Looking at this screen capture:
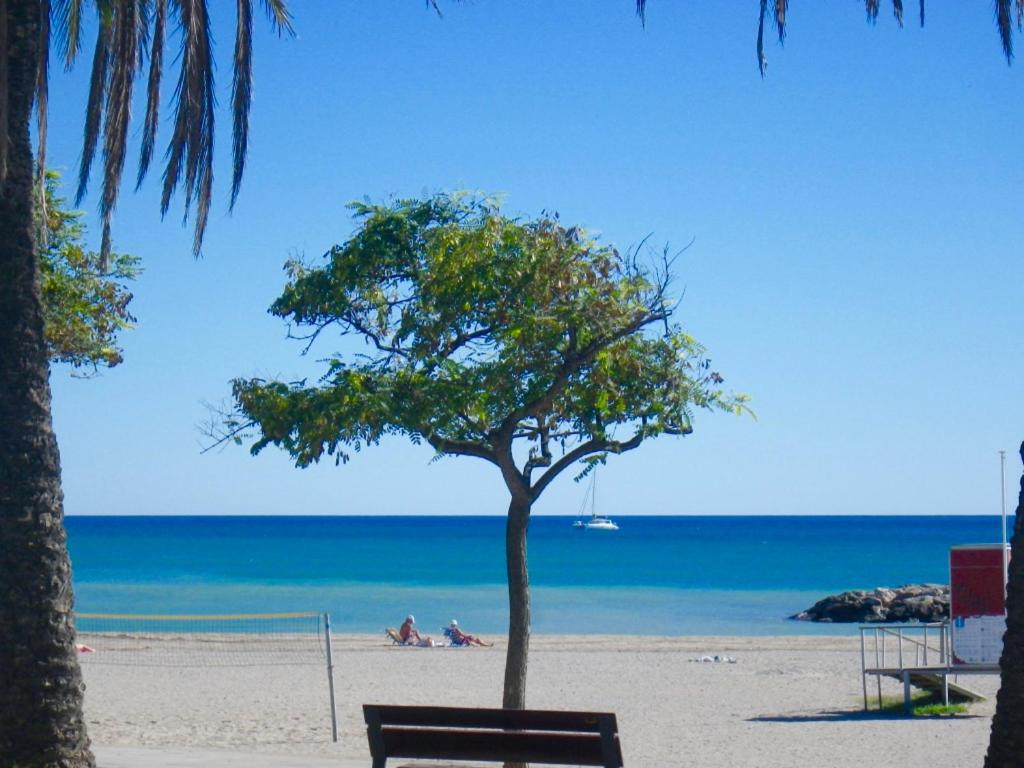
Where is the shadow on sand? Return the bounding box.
[749,709,985,723]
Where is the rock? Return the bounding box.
[790,584,950,623]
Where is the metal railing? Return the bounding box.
[859,622,950,710]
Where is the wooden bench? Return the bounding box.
[363,704,624,768]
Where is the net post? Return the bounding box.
[324,612,339,743]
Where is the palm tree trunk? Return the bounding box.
[502,494,531,709]
[984,441,1024,768]
[0,3,94,766]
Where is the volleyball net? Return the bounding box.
[75,611,327,667]
[75,611,339,741]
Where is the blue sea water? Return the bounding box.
[66,515,1007,636]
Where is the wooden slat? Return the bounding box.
[381,727,615,766]
[365,706,386,768]
[365,704,615,733]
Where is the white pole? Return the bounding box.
[1001,450,1008,608]
[324,612,338,743]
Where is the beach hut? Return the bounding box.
[950,543,1011,666]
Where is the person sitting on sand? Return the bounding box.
[399,615,434,647]
[444,619,492,647]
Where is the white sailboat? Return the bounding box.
[572,472,619,531]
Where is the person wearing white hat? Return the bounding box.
[445,619,492,647]
[399,614,433,646]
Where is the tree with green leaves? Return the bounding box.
[40,171,139,371]
[0,3,291,766]
[217,194,748,708]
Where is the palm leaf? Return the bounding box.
[865,0,880,21]
[99,0,143,264]
[161,0,215,255]
[75,8,111,203]
[53,0,85,68]
[892,0,904,27]
[261,0,293,35]
[635,0,646,26]
[231,0,252,209]
[997,0,1013,61]
[757,0,768,76]
[775,0,788,41]
[136,0,165,188]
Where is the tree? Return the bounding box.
[985,442,1024,767]
[0,3,291,766]
[216,194,748,708]
[40,171,139,372]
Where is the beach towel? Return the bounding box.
[689,654,737,663]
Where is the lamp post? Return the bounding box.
[1001,449,1008,604]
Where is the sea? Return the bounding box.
[66,515,1008,637]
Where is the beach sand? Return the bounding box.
[81,633,1000,767]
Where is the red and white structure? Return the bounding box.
[950,543,1011,666]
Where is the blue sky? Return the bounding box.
[47,2,1022,517]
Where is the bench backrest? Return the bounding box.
[363,704,624,768]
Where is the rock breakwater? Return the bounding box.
[790,584,949,623]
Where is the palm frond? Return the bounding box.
[75,12,111,203]
[194,132,213,254]
[231,0,252,209]
[161,0,215,256]
[136,0,165,189]
[1018,0,1023,30]
[757,0,768,77]
[100,0,143,265]
[920,0,925,26]
[892,0,904,27]
[997,0,1013,61]
[865,0,880,22]
[261,0,294,35]
[53,0,85,68]
[774,0,788,41]
[636,0,646,26]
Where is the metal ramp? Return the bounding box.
[859,623,999,713]
[866,667,989,704]
[902,670,987,702]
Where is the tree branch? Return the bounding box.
[500,307,668,435]
[523,416,552,482]
[426,432,499,466]
[529,428,649,501]
[438,325,493,358]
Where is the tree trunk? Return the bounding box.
[502,495,531,709]
[984,441,1024,768]
[0,3,94,766]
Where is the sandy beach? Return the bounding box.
[78,633,1001,767]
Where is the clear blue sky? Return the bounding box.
[46,2,1022,517]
